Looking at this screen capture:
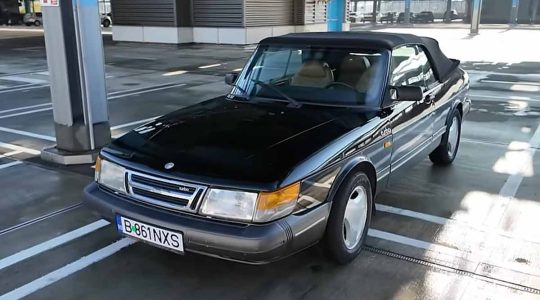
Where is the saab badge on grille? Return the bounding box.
[164,162,175,170]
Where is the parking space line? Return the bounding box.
[0,84,48,94]
[108,83,186,100]
[469,93,540,103]
[376,204,448,225]
[111,116,159,131]
[0,238,135,300]
[0,160,22,170]
[367,229,462,257]
[484,124,540,227]
[0,220,110,271]
[0,150,22,158]
[480,80,540,86]
[0,76,48,85]
[0,142,40,155]
[198,64,221,69]
[0,103,51,115]
[0,107,53,120]
[0,126,55,141]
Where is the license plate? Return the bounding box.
[116,215,184,253]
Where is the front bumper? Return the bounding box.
[83,182,330,264]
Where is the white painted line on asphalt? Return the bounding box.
[111,116,159,131]
[480,80,540,86]
[0,220,110,271]
[0,84,48,94]
[368,229,461,257]
[0,76,48,85]
[483,124,540,227]
[108,83,186,100]
[0,142,40,155]
[469,93,540,103]
[0,83,186,120]
[0,126,55,141]
[375,204,447,225]
[0,150,22,158]
[198,64,221,69]
[0,28,44,33]
[0,161,22,170]
[0,107,53,119]
[0,103,51,115]
[0,238,136,300]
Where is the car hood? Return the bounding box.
[108,97,374,185]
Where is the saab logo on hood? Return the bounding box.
[164,162,175,170]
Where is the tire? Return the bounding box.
[322,171,373,264]
[102,19,111,28]
[429,109,462,165]
[34,20,41,26]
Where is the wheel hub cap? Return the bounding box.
[447,116,459,157]
[343,186,368,250]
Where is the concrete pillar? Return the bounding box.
[404,0,411,24]
[470,0,483,34]
[371,0,377,24]
[328,0,345,31]
[531,0,539,24]
[41,0,110,165]
[24,0,31,13]
[510,0,520,24]
[445,0,453,23]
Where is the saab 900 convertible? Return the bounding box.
[84,32,470,264]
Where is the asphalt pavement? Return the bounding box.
[0,27,539,299]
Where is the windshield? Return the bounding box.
[229,45,390,108]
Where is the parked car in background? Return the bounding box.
[380,12,396,23]
[349,11,358,23]
[413,11,435,23]
[101,12,112,27]
[397,12,414,23]
[84,32,470,265]
[23,12,42,26]
[443,9,460,21]
[361,12,380,23]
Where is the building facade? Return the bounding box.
[111,0,346,44]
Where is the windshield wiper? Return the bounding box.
[251,79,302,108]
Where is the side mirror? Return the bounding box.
[225,72,239,86]
[389,86,423,102]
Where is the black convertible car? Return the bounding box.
[84,32,470,264]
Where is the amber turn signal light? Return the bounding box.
[257,182,300,210]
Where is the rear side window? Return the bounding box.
[417,47,438,88]
[390,45,438,90]
[390,46,424,87]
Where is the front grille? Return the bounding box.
[126,170,207,212]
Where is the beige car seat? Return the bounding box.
[291,60,334,88]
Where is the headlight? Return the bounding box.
[199,182,300,223]
[200,189,258,221]
[96,158,127,194]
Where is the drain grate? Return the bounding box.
[363,245,540,295]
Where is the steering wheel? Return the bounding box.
[325,82,357,91]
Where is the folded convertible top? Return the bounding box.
[260,31,460,82]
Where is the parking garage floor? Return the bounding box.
[0,27,540,299]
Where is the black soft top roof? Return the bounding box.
[260,31,460,82]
